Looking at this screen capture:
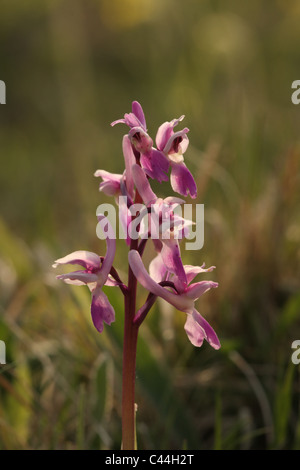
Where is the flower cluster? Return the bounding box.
[53,101,220,350]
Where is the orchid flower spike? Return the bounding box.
[53,215,116,333]
[128,250,220,349]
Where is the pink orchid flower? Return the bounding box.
[129,250,220,349]
[156,115,197,199]
[53,215,116,333]
[111,101,170,183]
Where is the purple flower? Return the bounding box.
[112,101,169,183]
[129,250,220,349]
[156,116,197,199]
[53,215,116,333]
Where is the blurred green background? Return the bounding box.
[0,0,300,450]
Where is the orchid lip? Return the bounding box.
[168,153,184,164]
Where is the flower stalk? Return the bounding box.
[122,273,139,450]
[122,190,142,450]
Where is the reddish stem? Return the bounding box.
[121,190,142,450]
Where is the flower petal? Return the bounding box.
[91,286,115,333]
[94,170,123,196]
[128,250,193,312]
[156,121,174,150]
[128,127,153,154]
[111,118,126,127]
[160,238,187,285]
[149,253,167,283]
[155,116,185,150]
[184,309,221,349]
[56,270,99,285]
[123,113,141,128]
[184,264,216,285]
[122,135,136,198]
[184,312,206,347]
[111,101,147,130]
[132,164,157,206]
[132,101,146,129]
[52,250,100,270]
[184,280,218,300]
[170,162,197,199]
[118,195,131,246]
[94,169,123,181]
[163,128,189,157]
[140,148,169,183]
